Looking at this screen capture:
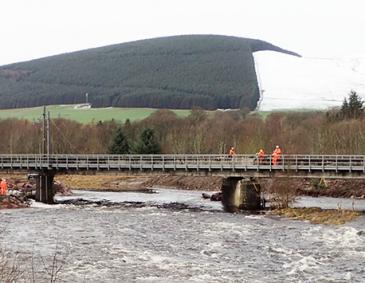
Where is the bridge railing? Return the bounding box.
[0,154,48,169]
[46,154,365,173]
[0,154,364,173]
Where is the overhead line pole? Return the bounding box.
[47,111,51,155]
[42,106,47,155]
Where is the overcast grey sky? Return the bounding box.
[1,0,365,65]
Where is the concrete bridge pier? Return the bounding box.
[221,177,262,212]
[35,170,56,204]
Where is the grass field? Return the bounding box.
[0,105,192,123]
[0,105,316,123]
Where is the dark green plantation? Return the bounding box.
[0,35,299,110]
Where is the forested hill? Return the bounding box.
[0,35,299,110]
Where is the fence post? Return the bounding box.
[349,156,352,173]
[295,155,298,172]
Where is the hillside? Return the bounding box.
[0,35,298,110]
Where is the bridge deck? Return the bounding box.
[0,154,365,178]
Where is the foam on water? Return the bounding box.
[210,221,253,235]
[269,246,295,256]
[284,255,320,275]
[135,276,162,282]
[189,274,217,282]
[244,215,265,220]
[321,227,364,248]
[29,199,66,209]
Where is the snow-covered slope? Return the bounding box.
[253,51,365,111]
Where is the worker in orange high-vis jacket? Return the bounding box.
[228,146,236,158]
[0,178,7,196]
[272,145,282,165]
[257,149,265,164]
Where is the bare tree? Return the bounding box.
[266,177,298,209]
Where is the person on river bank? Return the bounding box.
[0,178,7,195]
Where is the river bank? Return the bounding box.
[4,173,365,198]
[55,174,223,192]
[59,174,365,199]
[296,179,365,198]
[0,195,29,209]
[270,207,362,225]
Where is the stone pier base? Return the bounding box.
[35,170,55,204]
[222,177,262,212]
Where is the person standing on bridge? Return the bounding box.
[228,146,236,158]
[257,149,265,164]
[0,178,7,196]
[272,145,282,165]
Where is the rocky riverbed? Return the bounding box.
[0,195,30,209]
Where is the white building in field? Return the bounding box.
[73,103,91,109]
[73,92,92,109]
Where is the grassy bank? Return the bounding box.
[0,105,192,123]
[271,207,361,225]
[55,174,151,191]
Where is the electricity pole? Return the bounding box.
[42,106,47,155]
[47,110,51,155]
[42,106,51,155]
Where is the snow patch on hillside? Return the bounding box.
[253,51,365,111]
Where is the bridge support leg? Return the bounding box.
[222,177,262,212]
[35,170,55,204]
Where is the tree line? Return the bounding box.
[0,92,364,155]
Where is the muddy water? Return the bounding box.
[0,189,365,282]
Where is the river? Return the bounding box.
[1,189,365,282]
